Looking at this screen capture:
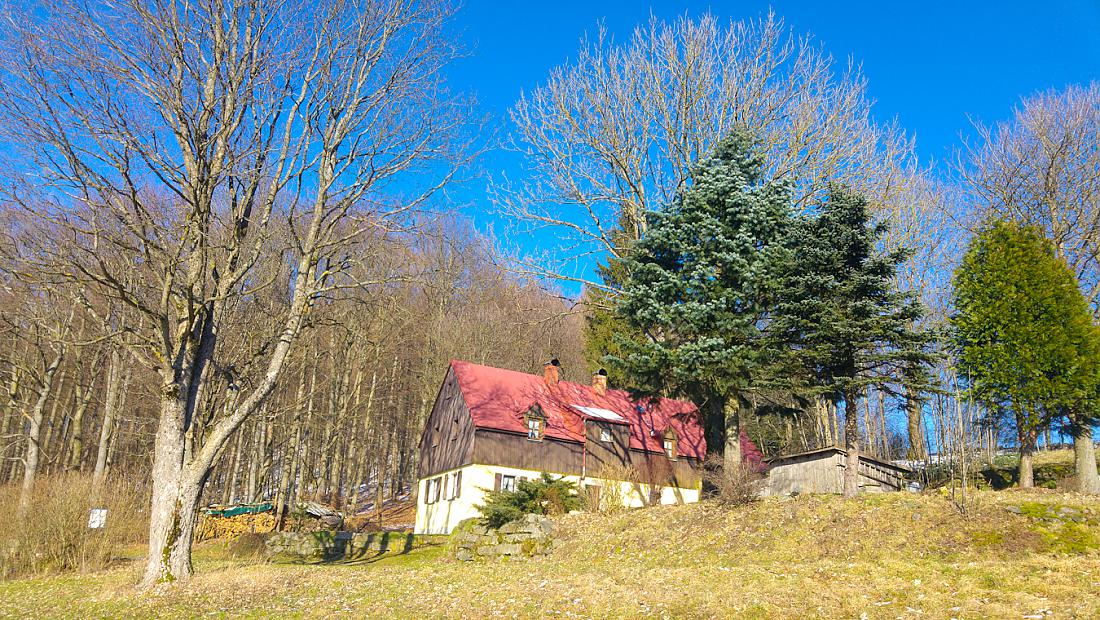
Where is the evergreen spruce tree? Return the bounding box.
[769,186,933,498]
[609,131,791,471]
[953,220,1100,491]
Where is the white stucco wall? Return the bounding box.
[414,463,701,535]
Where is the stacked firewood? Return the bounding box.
[195,510,277,542]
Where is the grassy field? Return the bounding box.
[1,487,1098,619]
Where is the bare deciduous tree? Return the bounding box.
[0,0,470,585]
[497,11,915,289]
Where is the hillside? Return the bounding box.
[1,489,1097,619]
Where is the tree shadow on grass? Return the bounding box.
[310,531,442,565]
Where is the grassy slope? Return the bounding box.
[1,490,1098,619]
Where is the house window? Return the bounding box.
[663,431,678,460]
[600,428,611,442]
[526,416,545,440]
[501,474,517,493]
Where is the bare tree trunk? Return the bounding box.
[862,395,875,459]
[0,369,20,483]
[276,365,309,529]
[18,350,64,516]
[1072,420,1100,494]
[142,394,191,584]
[1018,426,1037,489]
[222,428,244,504]
[905,384,925,459]
[295,359,318,503]
[723,394,745,473]
[93,357,127,486]
[39,367,68,475]
[842,390,860,498]
[245,415,264,502]
[347,367,377,513]
[66,375,95,471]
[828,400,839,446]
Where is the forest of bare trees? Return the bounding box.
[0,210,586,557]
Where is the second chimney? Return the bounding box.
[592,368,608,396]
[543,358,561,387]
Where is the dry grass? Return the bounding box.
[0,474,147,580]
[0,489,1098,618]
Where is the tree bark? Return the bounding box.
[93,356,126,486]
[0,369,20,483]
[842,389,860,498]
[722,393,747,474]
[66,375,95,471]
[18,349,64,517]
[39,367,68,475]
[141,394,190,584]
[1071,421,1100,494]
[1018,427,1036,489]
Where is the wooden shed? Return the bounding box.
[761,447,911,497]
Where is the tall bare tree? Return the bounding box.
[497,11,915,289]
[0,0,470,585]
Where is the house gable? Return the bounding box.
[417,365,476,479]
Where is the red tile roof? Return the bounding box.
[449,360,707,460]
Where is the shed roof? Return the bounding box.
[764,446,912,473]
[449,360,707,460]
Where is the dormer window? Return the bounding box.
[525,409,546,441]
[663,430,678,461]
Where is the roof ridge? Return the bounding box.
[450,359,692,406]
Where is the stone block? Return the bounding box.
[493,543,522,556]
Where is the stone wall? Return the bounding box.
[450,514,556,561]
[266,530,417,562]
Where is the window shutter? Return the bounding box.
[494,473,502,492]
[443,474,451,500]
[455,470,462,498]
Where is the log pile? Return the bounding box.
[196,502,346,541]
[196,511,277,542]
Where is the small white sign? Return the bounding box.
[88,508,108,529]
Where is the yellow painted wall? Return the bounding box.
[414,463,701,535]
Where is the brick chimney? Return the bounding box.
[592,368,608,396]
[543,358,561,387]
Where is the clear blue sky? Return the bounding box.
[442,0,1100,288]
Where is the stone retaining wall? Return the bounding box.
[266,530,416,562]
[450,514,556,561]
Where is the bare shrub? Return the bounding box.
[704,455,765,506]
[0,473,147,580]
[592,464,664,515]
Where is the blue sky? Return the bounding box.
[441,0,1100,291]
